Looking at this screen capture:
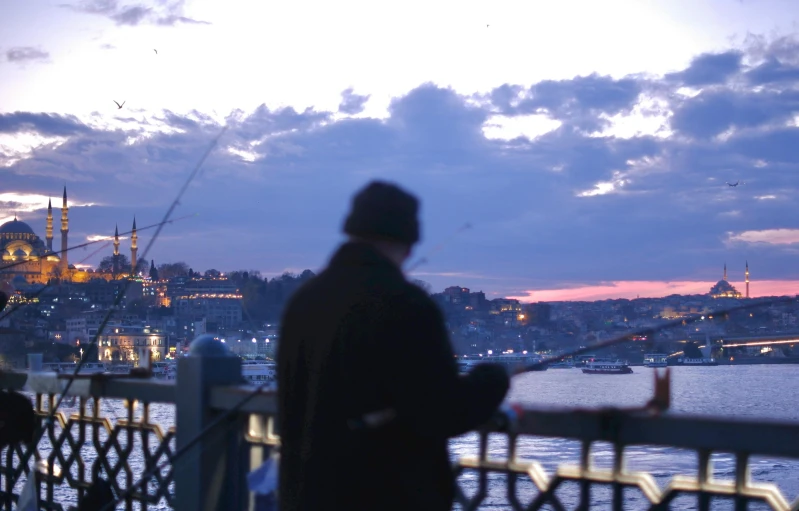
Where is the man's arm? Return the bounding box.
[379,292,509,439]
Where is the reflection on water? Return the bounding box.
[453,365,799,509]
[13,365,799,509]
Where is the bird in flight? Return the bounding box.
[154,49,158,54]
[113,100,125,109]
[726,181,741,187]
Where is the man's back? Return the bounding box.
[277,241,509,511]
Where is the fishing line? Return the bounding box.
[405,222,472,273]
[13,125,228,480]
[98,381,273,511]
[514,295,799,374]
[0,214,198,272]
[0,215,196,324]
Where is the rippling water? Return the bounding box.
[451,365,799,510]
[14,365,799,510]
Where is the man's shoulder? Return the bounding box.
[387,280,441,315]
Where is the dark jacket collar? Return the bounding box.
[329,241,404,276]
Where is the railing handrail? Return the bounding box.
[5,368,799,460]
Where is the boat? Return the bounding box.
[487,353,548,373]
[582,359,633,374]
[643,353,668,368]
[673,357,719,366]
[41,362,108,374]
[241,362,277,383]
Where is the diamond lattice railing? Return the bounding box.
[0,394,176,511]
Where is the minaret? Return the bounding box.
[113,225,120,276]
[46,198,53,251]
[60,187,69,274]
[745,261,750,298]
[723,262,727,281]
[130,216,138,275]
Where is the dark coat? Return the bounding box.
[277,241,510,511]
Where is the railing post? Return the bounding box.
[175,334,246,511]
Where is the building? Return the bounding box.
[97,325,167,364]
[709,263,743,299]
[0,187,140,285]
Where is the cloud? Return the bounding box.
[506,280,799,302]
[5,47,50,63]
[62,0,209,26]
[666,51,744,86]
[3,35,799,298]
[338,88,370,115]
[728,229,799,245]
[0,112,93,137]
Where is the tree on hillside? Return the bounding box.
[158,262,190,280]
[96,255,148,276]
[204,269,221,278]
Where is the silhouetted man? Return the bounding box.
[277,181,510,511]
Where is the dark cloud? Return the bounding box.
[0,112,92,137]
[338,88,370,115]
[5,47,50,63]
[670,89,799,139]
[489,75,643,132]
[4,37,799,295]
[666,51,743,86]
[62,0,209,26]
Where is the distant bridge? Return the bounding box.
[717,333,799,348]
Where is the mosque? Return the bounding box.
[0,187,137,285]
[708,262,750,299]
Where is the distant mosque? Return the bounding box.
[708,262,750,299]
[0,187,138,285]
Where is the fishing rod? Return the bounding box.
[0,215,195,325]
[97,380,273,511]
[13,126,228,479]
[0,213,198,272]
[405,222,472,273]
[514,294,799,375]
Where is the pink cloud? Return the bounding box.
[728,229,799,245]
[506,280,799,302]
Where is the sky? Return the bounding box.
[2,0,799,301]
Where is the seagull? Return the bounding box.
[113,100,125,109]
[726,181,741,187]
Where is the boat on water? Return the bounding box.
[41,362,108,374]
[241,362,277,383]
[582,359,633,375]
[673,357,719,366]
[643,353,669,368]
[488,353,548,373]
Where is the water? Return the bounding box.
[452,365,799,510]
[13,365,799,510]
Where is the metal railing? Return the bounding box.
[2,354,799,511]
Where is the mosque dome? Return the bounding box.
[0,219,35,235]
[12,249,27,258]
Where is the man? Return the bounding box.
[277,181,510,511]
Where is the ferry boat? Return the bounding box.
[41,362,108,374]
[643,353,668,368]
[241,362,277,383]
[488,353,548,373]
[582,359,633,375]
[673,357,719,366]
